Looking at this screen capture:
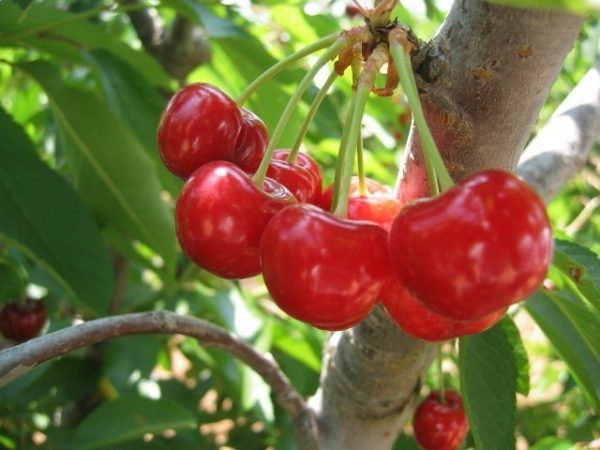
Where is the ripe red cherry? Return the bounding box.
[389,170,552,321]
[176,161,296,279]
[413,390,469,450]
[234,109,269,173]
[260,204,389,330]
[157,83,242,179]
[0,299,47,341]
[266,150,323,204]
[382,277,506,342]
[319,176,392,212]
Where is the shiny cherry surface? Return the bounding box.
[389,170,552,321]
[176,161,295,279]
[266,150,323,204]
[260,204,389,330]
[319,176,392,212]
[382,277,506,342]
[234,108,269,173]
[413,391,469,450]
[157,83,242,179]
[0,298,47,341]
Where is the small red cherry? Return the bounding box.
[345,4,362,17]
[319,176,392,212]
[0,299,47,342]
[176,161,296,279]
[266,150,323,204]
[389,170,552,321]
[234,109,269,173]
[413,390,469,450]
[382,277,506,342]
[157,83,242,178]
[260,204,389,330]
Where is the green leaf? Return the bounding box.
[163,0,244,38]
[552,239,600,312]
[0,258,27,302]
[459,322,517,450]
[0,106,113,314]
[18,60,177,275]
[502,316,531,396]
[526,292,600,411]
[70,396,196,450]
[484,0,600,14]
[0,2,171,88]
[84,49,182,197]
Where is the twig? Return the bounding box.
[565,195,600,236]
[0,311,320,450]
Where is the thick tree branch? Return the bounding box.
[396,0,584,202]
[518,64,600,201]
[0,311,319,450]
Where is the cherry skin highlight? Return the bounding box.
[319,176,392,212]
[176,161,296,279]
[413,390,469,450]
[388,170,552,321]
[0,298,47,342]
[157,83,242,179]
[234,108,269,173]
[260,204,389,330]
[382,277,506,342]
[266,150,323,204]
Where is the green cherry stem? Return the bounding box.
[235,32,339,106]
[332,45,388,218]
[330,92,357,213]
[288,70,338,164]
[438,344,447,405]
[356,130,367,196]
[389,31,454,195]
[253,40,346,187]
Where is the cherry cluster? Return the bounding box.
[0,298,46,342]
[157,3,553,344]
[157,83,552,339]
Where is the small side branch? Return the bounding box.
[0,311,319,450]
[518,64,600,202]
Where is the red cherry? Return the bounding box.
[413,390,469,450]
[0,299,47,342]
[319,176,392,212]
[347,196,401,231]
[266,150,323,204]
[345,4,362,17]
[176,161,296,279]
[388,170,552,321]
[157,83,242,179]
[260,204,389,330]
[382,277,506,342]
[234,109,269,173]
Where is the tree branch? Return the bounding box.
[0,311,319,450]
[395,0,584,202]
[122,1,212,83]
[517,64,600,202]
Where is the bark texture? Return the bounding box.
[396,0,584,201]
[313,2,583,449]
[518,64,600,202]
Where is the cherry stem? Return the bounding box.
[356,130,367,196]
[252,40,346,187]
[331,93,357,213]
[235,32,340,106]
[332,45,388,218]
[389,32,454,195]
[288,70,338,164]
[438,344,447,405]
